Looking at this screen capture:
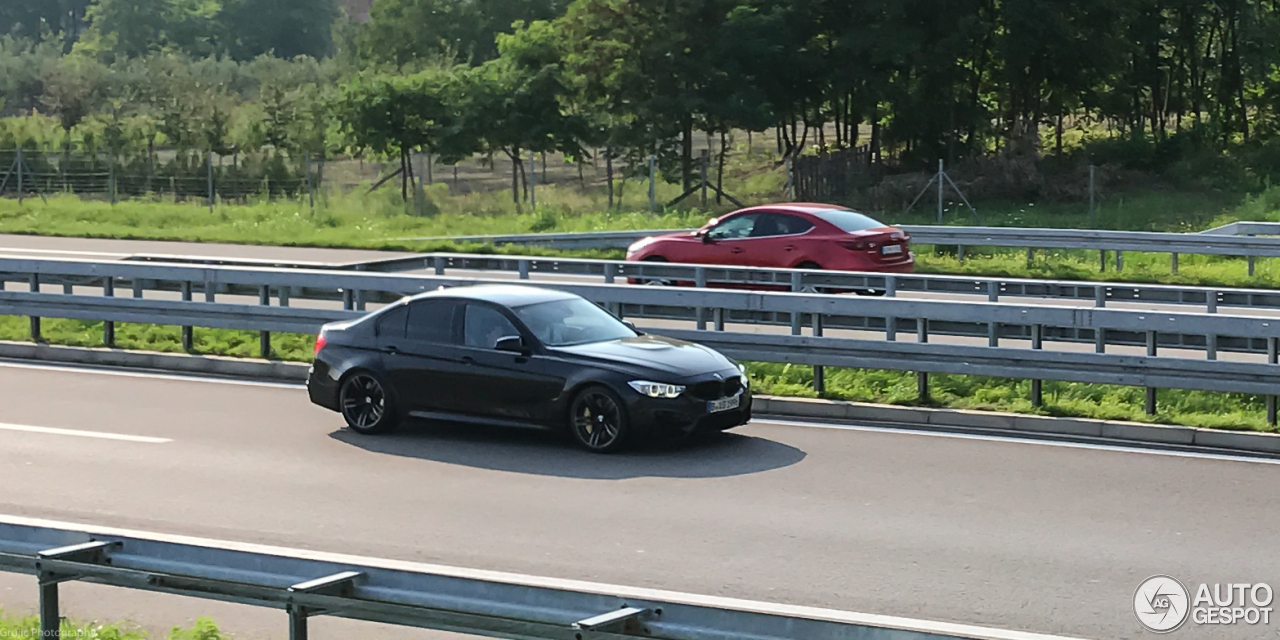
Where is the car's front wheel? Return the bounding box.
[339,371,400,435]
[568,386,631,453]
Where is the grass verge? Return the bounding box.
[4,316,1273,434]
[0,609,233,640]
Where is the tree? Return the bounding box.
[456,20,589,206]
[334,68,467,200]
[219,0,340,60]
[39,54,108,133]
[356,0,567,68]
[80,0,226,60]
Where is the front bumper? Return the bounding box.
[623,385,754,438]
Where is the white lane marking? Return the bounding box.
[0,422,170,443]
[0,247,130,258]
[0,513,1084,640]
[0,361,304,390]
[754,419,1280,465]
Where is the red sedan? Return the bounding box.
[624,203,913,288]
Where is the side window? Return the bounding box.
[707,213,757,240]
[376,305,408,340]
[463,303,521,349]
[406,299,459,343]
[776,214,815,235]
[749,213,814,237]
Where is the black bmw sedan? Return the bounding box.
[306,284,752,452]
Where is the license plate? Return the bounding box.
[707,394,741,413]
[881,244,903,255]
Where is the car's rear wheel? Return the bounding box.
[339,371,400,435]
[568,386,631,453]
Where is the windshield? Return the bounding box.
[513,297,637,347]
[810,209,887,232]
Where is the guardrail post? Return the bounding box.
[885,275,898,297]
[603,263,617,284]
[1026,248,1034,267]
[1030,324,1043,407]
[103,278,115,347]
[696,268,708,330]
[518,260,530,280]
[1145,330,1157,415]
[1207,332,1218,360]
[1099,250,1106,272]
[28,274,41,341]
[342,289,353,310]
[288,606,307,640]
[1171,253,1179,274]
[1094,285,1106,308]
[181,281,193,352]
[986,281,998,303]
[1248,235,1257,276]
[812,313,825,395]
[713,307,724,331]
[789,272,802,335]
[917,319,929,402]
[1115,251,1124,272]
[39,575,59,639]
[956,245,965,262]
[432,256,446,275]
[259,285,271,359]
[1269,338,1278,427]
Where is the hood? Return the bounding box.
[554,334,736,377]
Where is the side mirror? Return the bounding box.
[623,321,643,335]
[701,231,714,244]
[494,336,530,354]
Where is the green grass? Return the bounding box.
[0,609,234,640]
[4,317,1274,433]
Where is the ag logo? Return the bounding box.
[1135,575,1191,633]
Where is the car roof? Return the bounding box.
[402,283,579,308]
[729,202,870,216]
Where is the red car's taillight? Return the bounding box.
[314,332,327,355]
[841,240,870,251]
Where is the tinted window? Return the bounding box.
[463,303,521,349]
[406,299,458,343]
[376,305,408,340]
[811,209,887,232]
[751,213,814,237]
[514,297,637,347]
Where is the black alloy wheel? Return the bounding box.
[340,372,398,434]
[569,387,630,453]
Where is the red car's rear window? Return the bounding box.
[809,209,887,232]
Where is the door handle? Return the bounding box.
[730,247,745,254]
[385,345,401,354]
[460,356,475,365]
[784,245,796,251]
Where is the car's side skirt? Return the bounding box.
[406,410,558,432]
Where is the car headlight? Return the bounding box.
[628,381,685,398]
[736,363,750,387]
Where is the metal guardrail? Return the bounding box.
[393,224,1280,272]
[3,256,1280,421]
[0,516,1078,640]
[113,252,1280,357]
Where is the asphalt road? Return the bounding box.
[0,361,1276,640]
